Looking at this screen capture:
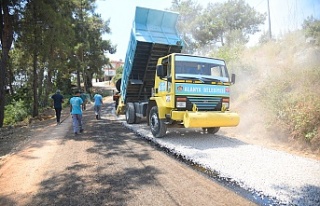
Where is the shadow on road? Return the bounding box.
[23,100,164,205]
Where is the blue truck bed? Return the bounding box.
[120,6,183,103]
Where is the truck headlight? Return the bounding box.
[177,102,186,108]
[222,102,229,110]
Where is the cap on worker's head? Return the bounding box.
[56,89,61,93]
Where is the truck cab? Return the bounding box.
[147,53,239,137]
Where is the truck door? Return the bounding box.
[157,56,174,108]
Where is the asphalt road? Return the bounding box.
[0,96,255,206]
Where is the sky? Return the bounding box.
[95,0,320,61]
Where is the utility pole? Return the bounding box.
[267,0,272,40]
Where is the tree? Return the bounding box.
[193,0,266,47]
[112,65,123,85]
[303,16,320,45]
[170,0,203,54]
[72,0,115,93]
[16,0,76,117]
[0,0,116,126]
[0,0,20,127]
[82,15,115,92]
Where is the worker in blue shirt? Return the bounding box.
[70,90,83,135]
[93,93,103,120]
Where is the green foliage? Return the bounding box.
[11,85,33,114]
[0,0,117,127]
[170,0,203,53]
[169,0,265,54]
[189,0,266,47]
[210,44,244,63]
[4,100,29,125]
[225,29,249,47]
[112,66,123,85]
[62,94,73,107]
[302,16,320,45]
[55,75,73,95]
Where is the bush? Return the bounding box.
[4,100,29,125]
[260,66,320,143]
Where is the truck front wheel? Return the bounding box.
[149,106,167,138]
[203,127,220,134]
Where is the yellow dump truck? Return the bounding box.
[115,7,240,137]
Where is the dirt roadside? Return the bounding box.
[0,95,255,205]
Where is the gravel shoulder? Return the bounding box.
[117,112,320,206]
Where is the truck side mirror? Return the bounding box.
[231,74,236,84]
[156,65,166,78]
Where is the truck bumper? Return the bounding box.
[171,111,240,128]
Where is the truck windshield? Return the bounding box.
[175,55,229,82]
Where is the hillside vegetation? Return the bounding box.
[229,31,320,153]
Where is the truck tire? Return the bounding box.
[126,102,135,124]
[203,127,220,134]
[135,115,142,124]
[149,106,167,138]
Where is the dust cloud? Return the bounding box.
[221,31,320,153]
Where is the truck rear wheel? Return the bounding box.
[203,127,220,134]
[149,106,167,138]
[126,102,135,124]
[135,115,142,124]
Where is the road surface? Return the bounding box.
[0,95,255,206]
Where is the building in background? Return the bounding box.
[103,59,123,81]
